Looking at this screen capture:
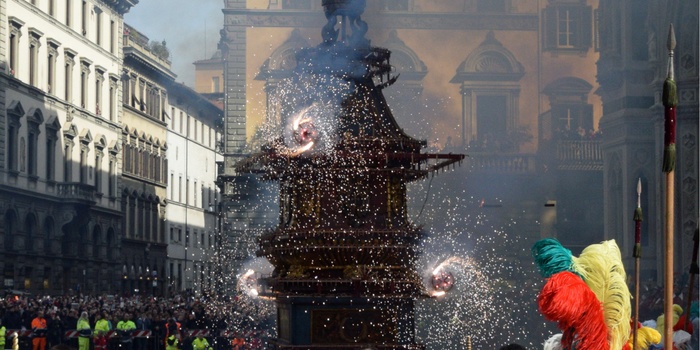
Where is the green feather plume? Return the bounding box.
[572,240,632,350]
[633,207,643,222]
[663,144,676,173]
[531,238,576,278]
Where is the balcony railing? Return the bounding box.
[555,140,603,170]
[465,153,537,174]
[57,182,96,203]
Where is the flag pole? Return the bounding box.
[662,23,677,350]
[632,178,642,349]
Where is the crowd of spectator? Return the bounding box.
[0,291,271,350]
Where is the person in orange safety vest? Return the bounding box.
[231,336,245,350]
[31,310,48,350]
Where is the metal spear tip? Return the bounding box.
[667,24,676,51]
[637,178,642,195]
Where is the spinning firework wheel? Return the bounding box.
[431,270,455,292]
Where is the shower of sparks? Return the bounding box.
[207,44,553,349]
[408,170,552,349]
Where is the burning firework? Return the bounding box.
[431,266,455,293]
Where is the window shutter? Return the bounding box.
[578,6,593,50]
[542,7,557,50]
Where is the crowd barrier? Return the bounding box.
[4,329,264,350]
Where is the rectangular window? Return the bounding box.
[80,63,89,108]
[95,69,104,115]
[79,148,87,183]
[179,112,184,134]
[66,0,72,27]
[476,95,508,142]
[29,42,38,86]
[543,5,592,52]
[186,178,190,205]
[49,0,56,16]
[95,78,102,115]
[108,159,115,196]
[46,139,55,180]
[96,10,102,46]
[64,58,73,102]
[47,51,56,94]
[27,132,37,176]
[212,76,220,93]
[64,144,72,181]
[109,81,115,121]
[9,32,18,76]
[557,9,576,48]
[178,176,182,202]
[552,105,594,134]
[81,0,87,36]
[95,155,102,192]
[110,20,115,53]
[8,125,16,171]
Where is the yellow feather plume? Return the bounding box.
[627,326,662,350]
[572,240,632,350]
[656,304,683,335]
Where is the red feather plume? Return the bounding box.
[538,271,610,350]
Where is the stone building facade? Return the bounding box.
[120,23,171,296]
[0,0,136,295]
[165,82,222,295]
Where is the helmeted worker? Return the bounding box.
[31,310,48,350]
[77,311,92,350]
[164,318,182,347]
[165,334,179,350]
[94,312,110,350]
[116,314,136,350]
[191,333,210,350]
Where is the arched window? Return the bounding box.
[451,32,524,149]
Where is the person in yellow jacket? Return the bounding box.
[191,333,210,350]
[0,318,6,350]
[94,312,110,350]
[77,311,92,350]
[116,314,136,350]
[165,334,179,350]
